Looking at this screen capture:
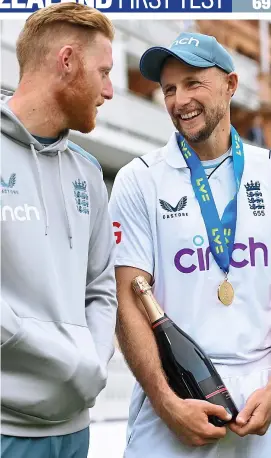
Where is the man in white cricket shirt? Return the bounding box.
[109,32,271,458]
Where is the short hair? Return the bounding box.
[16,2,114,77]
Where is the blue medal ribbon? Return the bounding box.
[177,126,244,275]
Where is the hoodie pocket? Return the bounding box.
[1,317,107,422]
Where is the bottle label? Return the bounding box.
[205,386,228,400]
[198,376,231,409]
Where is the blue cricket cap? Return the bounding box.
[140,32,235,82]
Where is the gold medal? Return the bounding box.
[218,278,234,306]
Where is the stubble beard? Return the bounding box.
[56,61,97,134]
[68,84,96,134]
[82,114,96,134]
[175,103,227,144]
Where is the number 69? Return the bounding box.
[253,0,271,9]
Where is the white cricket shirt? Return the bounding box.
[109,133,271,365]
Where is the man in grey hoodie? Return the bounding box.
[1,3,117,457]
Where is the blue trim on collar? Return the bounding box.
[68,140,102,172]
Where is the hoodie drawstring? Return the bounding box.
[30,144,49,236]
[58,151,73,249]
[30,144,73,249]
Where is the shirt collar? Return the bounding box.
[164,133,233,169]
[164,132,188,169]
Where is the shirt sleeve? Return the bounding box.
[109,164,154,277]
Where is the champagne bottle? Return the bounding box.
[132,276,239,427]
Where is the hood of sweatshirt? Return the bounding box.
[1,98,75,246]
[1,98,69,153]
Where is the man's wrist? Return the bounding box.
[150,382,184,419]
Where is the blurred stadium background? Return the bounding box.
[1,18,271,458]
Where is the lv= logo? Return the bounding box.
[211,228,232,255]
[196,177,210,202]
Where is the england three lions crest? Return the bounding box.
[73,179,89,215]
[245,180,265,217]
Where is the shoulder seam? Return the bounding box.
[138,156,149,168]
[135,154,164,170]
[68,140,102,172]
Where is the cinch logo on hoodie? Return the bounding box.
[0,204,40,222]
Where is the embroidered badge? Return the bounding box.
[159,196,188,220]
[244,180,265,216]
[72,179,89,215]
[1,173,19,194]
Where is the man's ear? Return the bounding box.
[227,72,238,98]
[57,46,74,76]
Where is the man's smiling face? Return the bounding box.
[161,58,232,144]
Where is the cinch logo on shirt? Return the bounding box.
[174,236,269,274]
[0,204,40,222]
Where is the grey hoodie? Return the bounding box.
[0,98,117,436]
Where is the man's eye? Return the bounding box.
[188,81,200,87]
[164,86,175,95]
[101,70,110,78]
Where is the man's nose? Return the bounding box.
[175,87,191,108]
[102,78,113,100]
